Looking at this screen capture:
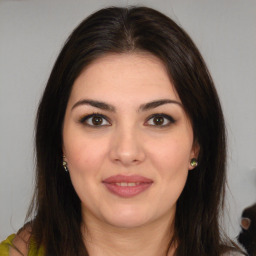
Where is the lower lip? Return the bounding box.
[103,183,152,198]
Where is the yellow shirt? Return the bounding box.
[0,234,44,256]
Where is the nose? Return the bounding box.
[109,125,146,166]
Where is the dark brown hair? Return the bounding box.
[27,6,237,256]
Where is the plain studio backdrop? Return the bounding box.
[0,0,255,241]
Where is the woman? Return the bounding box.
[0,6,244,256]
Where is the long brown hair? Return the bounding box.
[27,6,235,255]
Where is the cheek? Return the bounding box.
[64,132,109,174]
[64,135,109,206]
[145,137,191,217]
[148,136,193,172]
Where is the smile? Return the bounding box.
[115,182,140,186]
[102,175,153,198]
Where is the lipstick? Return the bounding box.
[102,175,153,198]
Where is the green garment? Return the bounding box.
[0,234,44,256]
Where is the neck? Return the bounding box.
[81,211,176,256]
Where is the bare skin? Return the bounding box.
[63,53,198,256]
[81,205,177,256]
[9,227,31,256]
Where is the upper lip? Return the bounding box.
[102,175,153,183]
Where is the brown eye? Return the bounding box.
[92,116,103,126]
[80,114,111,127]
[153,116,164,126]
[146,114,176,127]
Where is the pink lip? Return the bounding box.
[102,175,153,198]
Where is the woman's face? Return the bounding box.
[62,53,197,229]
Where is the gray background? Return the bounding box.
[0,0,255,241]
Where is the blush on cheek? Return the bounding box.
[68,146,107,175]
[155,145,191,168]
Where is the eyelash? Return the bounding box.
[79,113,111,128]
[79,112,176,128]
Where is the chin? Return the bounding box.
[106,216,151,229]
[102,206,153,229]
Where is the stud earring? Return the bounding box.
[63,156,69,172]
[190,158,198,168]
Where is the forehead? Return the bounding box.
[69,52,180,104]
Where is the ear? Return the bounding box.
[188,141,200,170]
[63,155,67,161]
[62,146,67,162]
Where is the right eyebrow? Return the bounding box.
[71,99,116,112]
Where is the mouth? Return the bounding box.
[102,175,153,198]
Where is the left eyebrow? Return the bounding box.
[138,99,182,112]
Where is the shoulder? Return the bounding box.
[0,227,44,256]
[0,234,16,255]
[0,228,31,256]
